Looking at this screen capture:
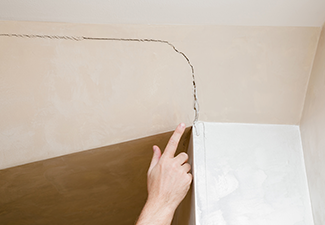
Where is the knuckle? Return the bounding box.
[169,138,177,147]
[176,152,189,163]
[181,152,189,159]
[171,162,178,170]
[187,173,193,182]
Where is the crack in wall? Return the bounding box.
[0,33,199,124]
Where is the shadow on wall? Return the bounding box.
[0,127,192,225]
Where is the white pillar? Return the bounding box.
[191,122,314,225]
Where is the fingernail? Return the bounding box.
[180,123,185,128]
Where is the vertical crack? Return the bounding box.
[0,33,199,124]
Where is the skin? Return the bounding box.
[136,123,192,225]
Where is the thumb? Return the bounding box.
[148,145,161,172]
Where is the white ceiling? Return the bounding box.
[1,0,325,27]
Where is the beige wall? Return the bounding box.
[0,21,320,169]
[300,24,325,225]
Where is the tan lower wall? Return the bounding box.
[0,127,192,225]
[300,24,325,225]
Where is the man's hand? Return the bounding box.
[147,123,192,210]
[136,123,192,225]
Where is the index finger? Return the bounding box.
[163,123,186,158]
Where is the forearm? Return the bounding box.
[136,199,176,225]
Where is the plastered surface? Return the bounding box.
[0,127,192,225]
[193,122,314,225]
[0,21,320,169]
[300,24,325,225]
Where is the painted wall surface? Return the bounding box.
[0,128,192,225]
[0,21,320,169]
[300,24,325,225]
[193,122,314,225]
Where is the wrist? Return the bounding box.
[136,198,176,225]
[146,196,177,215]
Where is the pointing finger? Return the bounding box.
[163,123,186,158]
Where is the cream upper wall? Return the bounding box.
[0,21,320,169]
[192,26,319,124]
[300,24,325,225]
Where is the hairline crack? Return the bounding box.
[0,33,199,124]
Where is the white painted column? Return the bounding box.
[192,122,314,225]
